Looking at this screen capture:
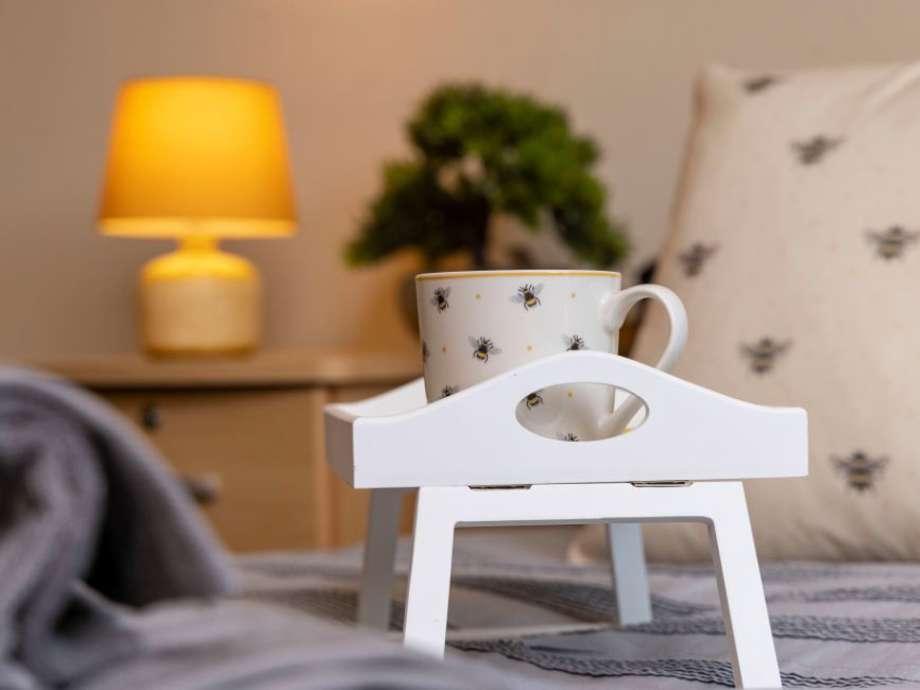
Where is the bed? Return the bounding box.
[234,527,920,689]
[4,334,919,689]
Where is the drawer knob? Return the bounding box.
[180,473,222,506]
[140,402,161,431]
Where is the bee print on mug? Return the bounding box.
[792,135,842,165]
[678,242,718,277]
[564,335,587,351]
[431,287,451,312]
[832,451,888,493]
[525,391,544,410]
[560,432,580,442]
[512,283,543,310]
[440,385,458,398]
[421,340,429,364]
[741,337,790,374]
[866,226,918,260]
[470,336,501,363]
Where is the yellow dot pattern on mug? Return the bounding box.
[570,292,576,299]
[526,344,533,352]
[567,390,574,398]
[475,293,481,300]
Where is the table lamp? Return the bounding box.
[98,76,297,355]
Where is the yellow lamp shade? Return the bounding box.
[98,76,297,237]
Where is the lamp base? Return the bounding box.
[140,236,260,356]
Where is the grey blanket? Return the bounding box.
[0,367,526,690]
[0,366,236,687]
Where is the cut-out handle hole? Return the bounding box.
[514,382,648,442]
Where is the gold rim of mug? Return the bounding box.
[416,269,621,281]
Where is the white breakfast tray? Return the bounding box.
[324,351,808,689]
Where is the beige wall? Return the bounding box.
[2,0,920,358]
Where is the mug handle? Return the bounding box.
[598,284,688,435]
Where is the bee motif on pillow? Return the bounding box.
[741,337,791,374]
[866,226,918,260]
[792,135,842,165]
[832,452,888,492]
[678,242,718,277]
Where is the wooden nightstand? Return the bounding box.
[35,348,419,552]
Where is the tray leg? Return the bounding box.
[708,484,781,689]
[357,488,406,630]
[607,522,652,625]
[403,487,456,658]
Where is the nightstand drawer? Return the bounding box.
[36,348,421,553]
[105,388,329,552]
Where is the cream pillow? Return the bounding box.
[572,62,920,562]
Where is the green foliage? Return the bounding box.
[347,83,628,268]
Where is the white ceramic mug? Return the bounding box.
[415,270,687,441]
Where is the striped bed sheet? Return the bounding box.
[238,529,920,689]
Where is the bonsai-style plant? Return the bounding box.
[346,83,628,270]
